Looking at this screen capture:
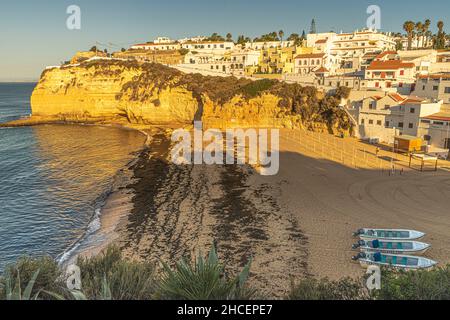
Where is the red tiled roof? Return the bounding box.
[375,51,398,60]
[418,74,450,80]
[314,67,329,73]
[389,93,406,102]
[367,60,415,70]
[422,114,450,121]
[315,39,328,44]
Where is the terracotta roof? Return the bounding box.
[315,39,328,44]
[366,93,405,102]
[375,51,398,60]
[422,113,450,121]
[418,74,450,80]
[294,53,325,59]
[367,60,415,70]
[314,67,329,73]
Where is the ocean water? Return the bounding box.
[0,83,146,271]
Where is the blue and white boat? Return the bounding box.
[352,252,437,270]
[353,228,425,241]
[352,239,431,255]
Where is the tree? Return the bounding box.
[310,19,317,34]
[403,21,415,50]
[424,19,431,47]
[226,33,233,42]
[301,30,307,41]
[288,33,302,46]
[279,30,285,43]
[237,35,246,45]
[89,46,97,52]
[416,22,423,48]
[436,21,446,49]
[209,33,225,42]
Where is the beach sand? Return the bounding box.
[93,127,450,298]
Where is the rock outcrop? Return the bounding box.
[29,59,353,134]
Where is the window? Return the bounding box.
[375,82,380,88]
[421,119,430,124]
[398,122,404,128]
[385,121,390,127]
[409,123,414,129]
[433,86,439,91]
[377,120,382,126]
[369,120,374,125]
[445,87,450,94]
[399,82,403,88]
[400,70,405,76]
[410,108,415,114]
[361,119,365,125]
[384,105,390,110]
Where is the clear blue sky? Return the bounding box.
[1,0,449,81]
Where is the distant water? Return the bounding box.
[0,83,146,271]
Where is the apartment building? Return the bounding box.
[294,53,340,75]
[130,42,181,51]
[245,41,294,50]
[256,46,312,74]
[418,111,450,150]
[365,52,416,94]
[413,74,450,103]
[181,41,235,53]
[307,29,395,72]
[357,93,442,143]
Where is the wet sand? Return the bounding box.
[94,128,450,298]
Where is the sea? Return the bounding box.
[0,83,146,271]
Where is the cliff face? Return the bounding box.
[31,60,352,133]
[31,61,199,124]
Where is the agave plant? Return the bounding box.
[0,269,41,300]
[157,245,254,300]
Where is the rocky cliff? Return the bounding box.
[29,59,352,133]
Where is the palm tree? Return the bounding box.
[436,21,445,49]
[424,19,431,47]
[416,22,423,48]
[279,30,285,43]
[403,21,415,50]
[226,33,233,42]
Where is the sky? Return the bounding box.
[0,0,449,81]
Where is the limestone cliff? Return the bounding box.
[30,59,352,133]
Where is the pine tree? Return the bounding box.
[310,19,317,34]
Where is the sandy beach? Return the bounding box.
[92,127,450,298]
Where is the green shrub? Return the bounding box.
[0,256,65,300]
[374,266,450,300]
[156,245,255,300]
[288,277,368,300]
[76,246,156,300]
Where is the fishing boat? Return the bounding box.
[352,239,431,255]
[353,228,425,241]
[352,252,437,270]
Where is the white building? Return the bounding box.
[357,93,442,143]
[294,53,340,75]
[230,49,261,76]
[365,52,416,94]
[307,29,396,72]
[181,41,235,53]
[418,111,450,151]
[130,42,180,51]
[413,74,450,104]
[245,41,294,50]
